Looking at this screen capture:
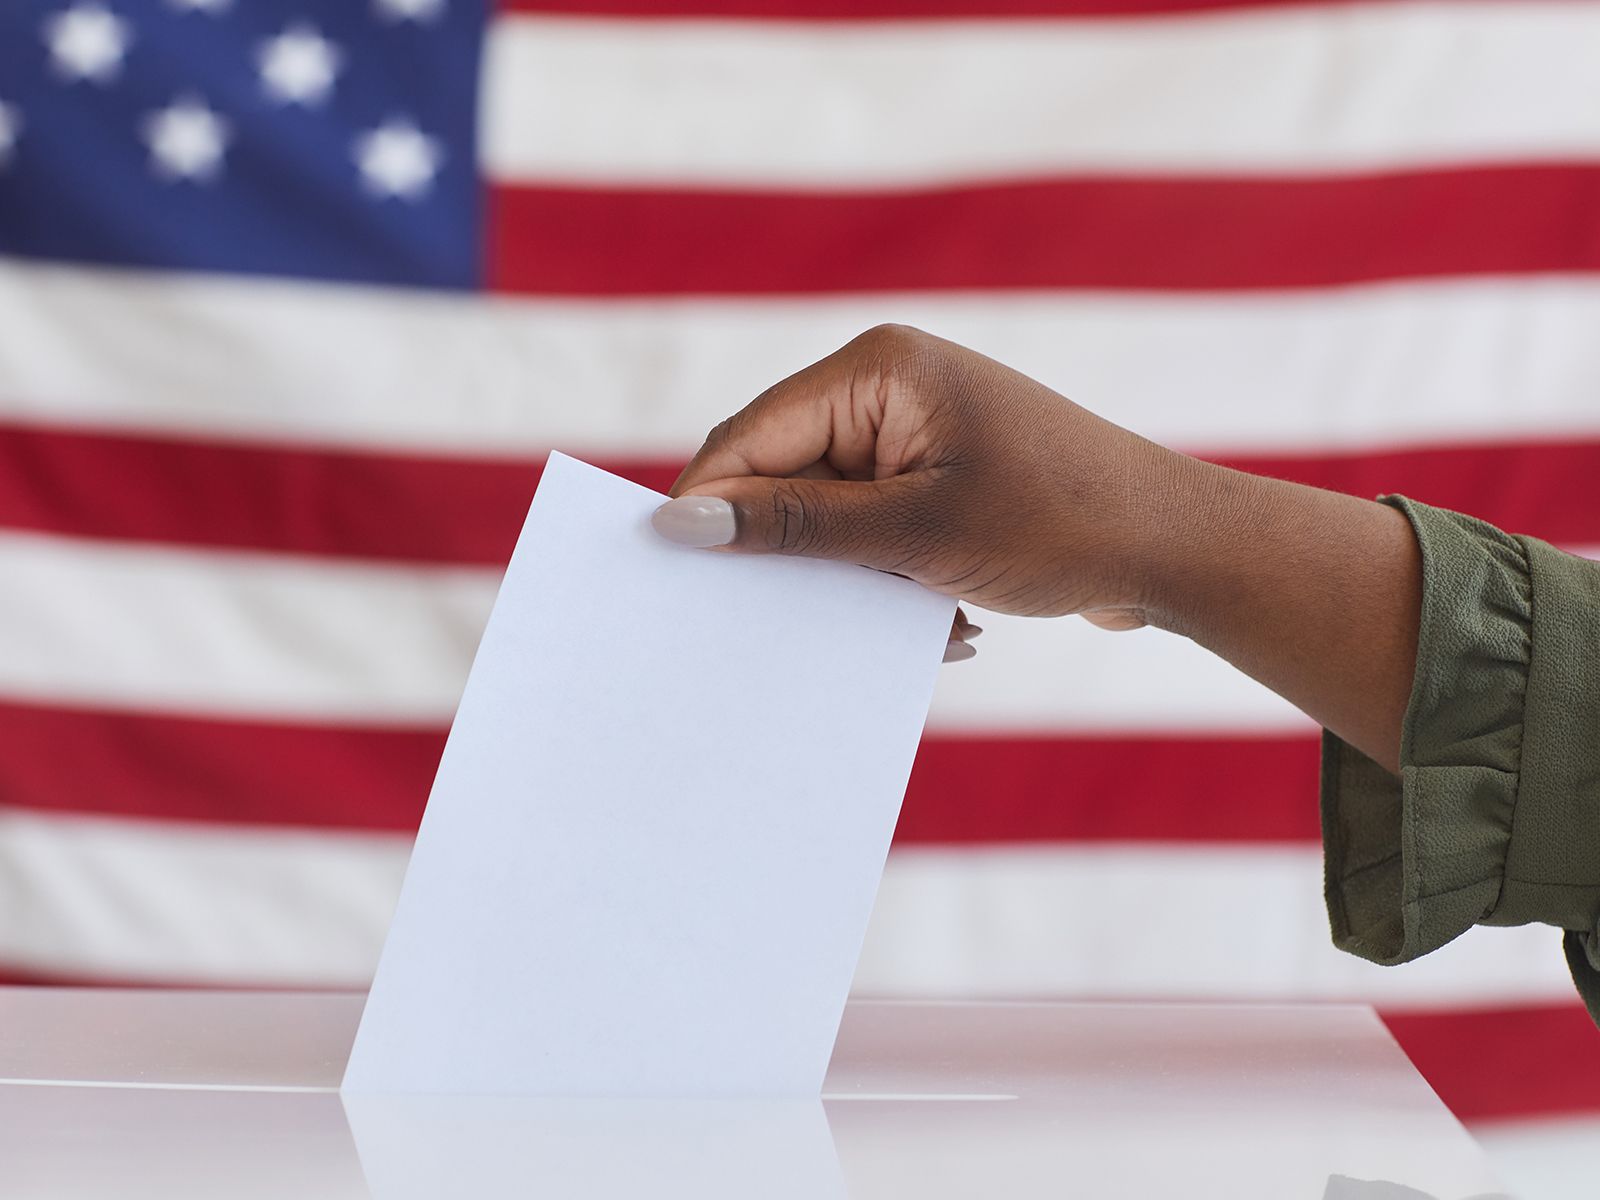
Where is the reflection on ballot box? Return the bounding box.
[344,1096,844,1199]
[0,989,1514,1199]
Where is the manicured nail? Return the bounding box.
[652,496,736,548]
[943,639,977,663]
[959,624,984,641]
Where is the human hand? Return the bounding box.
[651,325,1201,642]
[651,324,1420,768]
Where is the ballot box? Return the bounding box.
[0,987,1507,1199]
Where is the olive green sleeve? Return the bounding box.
[1320,496,1600,1025]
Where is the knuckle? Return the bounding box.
[850,324,946,397]
[766,482,821,555]
[852,323,926,360]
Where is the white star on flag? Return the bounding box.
[43,2,132,84]
[373,0,447,23]
[353,117,442,200]
[165,0,230,11]
[257,24,343,107]
[142,96,231,182]
[0,102,20,168]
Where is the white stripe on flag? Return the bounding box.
[0,809,1574,1007]
[859,845,1576,1008]
[3,528,1591,730]
[484,5,1600,186]
[0,529,489,725]
[0,810,407,985]
[4,262,1600,457]
[0,527,1312,730]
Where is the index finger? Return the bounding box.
[668,340,878,497]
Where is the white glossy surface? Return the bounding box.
[1475,1117,1600,1200]
[0,989,1509,1199]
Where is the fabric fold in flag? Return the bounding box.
[2,0,1598,1142]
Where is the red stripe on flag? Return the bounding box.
[0,700,442,832]
[0,699,1324,841]
[0,422,682,565]
[498,0,1439,19]
[900,732,1321,843]
[1209,440,1600,547]
[0,422,557,568]
[2,422,1597,564]
[1381,1003,1600,1122]
[488,166,1600,296]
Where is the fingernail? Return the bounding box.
[959,624,984,641]
[943,639,977,663]
[652,496,736,548]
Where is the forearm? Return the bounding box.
[656,324,1424,771]
[1139,455,1423,774]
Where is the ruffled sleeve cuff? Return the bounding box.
[1323,496,1600,1027]
[1321,496,1531,966]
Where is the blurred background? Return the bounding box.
[2,0,1598,1192]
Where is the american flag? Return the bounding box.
[2,0,1598,1183]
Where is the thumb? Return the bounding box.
[651,474,914,568]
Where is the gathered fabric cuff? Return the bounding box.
[1321,496,1530,966]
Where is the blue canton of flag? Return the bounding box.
[0,0,486,289]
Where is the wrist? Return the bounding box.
[1128,452,1270,640]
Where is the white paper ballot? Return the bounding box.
[343,453,954,1097]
